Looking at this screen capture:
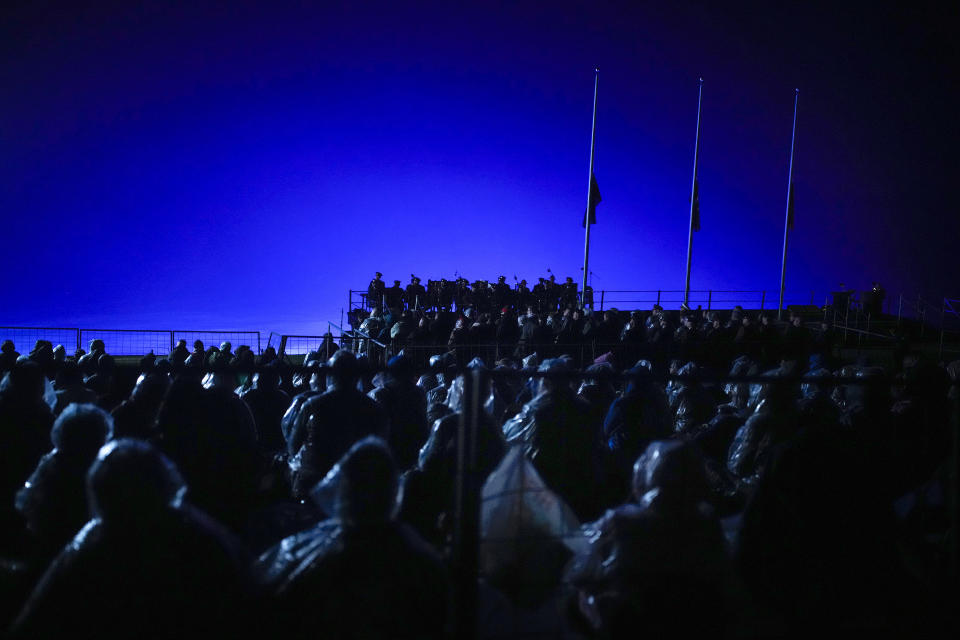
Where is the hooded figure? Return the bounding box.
[156,376,260,531]
[603,363,673,482]
[111,373,170,441]
[399,368,506,549]
[0,339,19,372]
[726,374,800,479]
[0,360,54,548]
[170,339,190,367]
[259,437,450,639]
[502,358,603,521]
[569,440,729,638]
[369,355,428,472]
[669,362,716,435]
[16,404,113,558]
[13,439,252,640]
[286,350,388,499]
[77,339,106,378]
[240,363,291,454]
[52,361,98,417]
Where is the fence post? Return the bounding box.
[760,291,766,311]
[844,304,850,344]
[656,290,661,306]
[279,336,288,359]
[600,290,605,312]
[75,329,81,353]
[897,294,903,326]
[453,368,482,640]
[169,331,175,354]
[919,295,925,339]
[941,299,946,361]
[950,390,959,581]
[707,290,712,310]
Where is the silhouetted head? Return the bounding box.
[52,403,113,461]
[89,339,105,353]
[336,436,399,526]
[537,357,573,395]
[326,349,359,389]
[29,340,53,364]
[632,440,709,510]
[87,439,186,525]
[1,340,14,355]
[1,359,45,400]
[130,373,170,409]
[254,362,281,390]
[55,360,83,388]
[386,354,414,382]
[139,351,156,373]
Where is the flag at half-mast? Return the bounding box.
[786,180,795,229]
[582,173,601,227]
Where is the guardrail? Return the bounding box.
[350,288,831,313]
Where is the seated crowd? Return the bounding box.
[0,308,956,638]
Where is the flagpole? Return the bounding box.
[683,77,703,310]
[778,88,799,320]
[581,68,599,299]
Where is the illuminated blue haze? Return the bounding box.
[1,2,955,336]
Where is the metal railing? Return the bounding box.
[348,288,860,316]
[940,298,960,360]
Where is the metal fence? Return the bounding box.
[79,329,175,356]
[173,331,261,354]
[589,289,824,312]
[351,288,830,314]
[0,327,261,356]
[0,326,81,352]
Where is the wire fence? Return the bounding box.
[0,327,261,356]
[79,329,174,356]
[173,331,261,354]
[0,327,81,353]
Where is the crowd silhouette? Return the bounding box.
[0,299,956,638]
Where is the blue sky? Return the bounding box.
[2,1,956,336]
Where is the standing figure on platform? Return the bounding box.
[405,276,426,311]
[561,277,579,310]
[385,280,405,311]
[492,276,511,311]
[368,272,385,312]
[454,278,471,311]
[514,279,529,312]
[532,278,547,314]
[473,280,492,315]
[544,274,559,312]
[438,279,454,311]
